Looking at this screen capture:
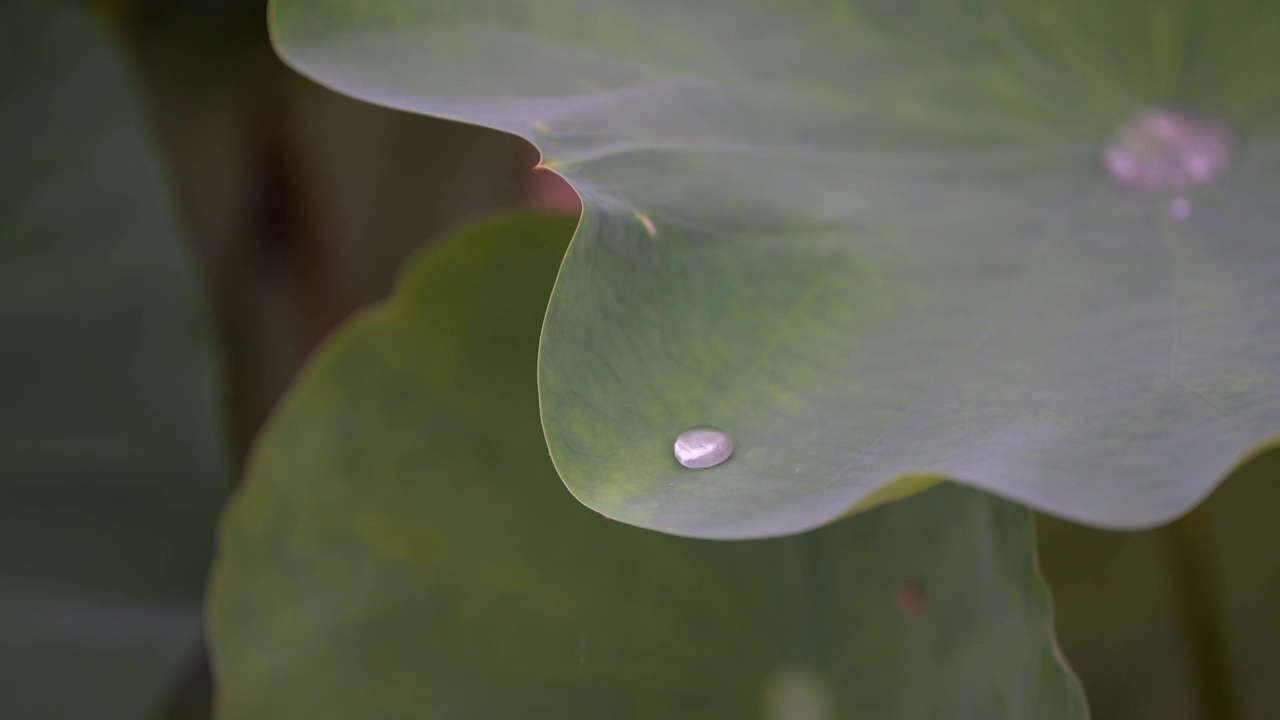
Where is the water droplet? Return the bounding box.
[1102,108,1233,192]
[674,427,733,469]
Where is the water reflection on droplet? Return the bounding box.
[1102,108,1233,192]
[674,427,733,469]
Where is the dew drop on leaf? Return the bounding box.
[674,427,734,469]
[1102,108,1233,192]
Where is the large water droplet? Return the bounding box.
[674,427,733,469]
[1102,108,1233,192]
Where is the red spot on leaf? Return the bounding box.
[897,579,929,617]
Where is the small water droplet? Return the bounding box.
[1170,194,1191,221]
[1102,108,1233,192]
[674,427,733,469]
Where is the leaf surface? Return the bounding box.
[208,211,1085,719]
[0,2,227,716]
[271,0,1280,538]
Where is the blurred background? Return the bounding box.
[19,0,1280,717]
[84,0,578,716]
[110,0,580,467]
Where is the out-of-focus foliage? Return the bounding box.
[1042,446,1280,720]
[0,1,227,717]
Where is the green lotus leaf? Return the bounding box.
[208,211,1086,719]
[270,0,1280,538]
[0,2,227,716]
